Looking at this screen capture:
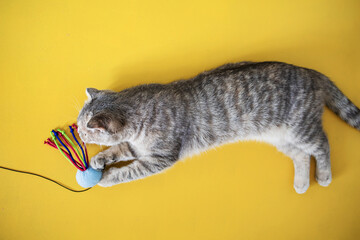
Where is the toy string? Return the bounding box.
[50,129,87,171]
[0,166,92,193]
[58,128,86,167]
[0,124,94,192]
[51,130,84,170]
[70,125,89,168]
[45,138,85,169]
[58,132,86,170]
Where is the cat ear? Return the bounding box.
[86,88,100,99]
[87,112,125,134]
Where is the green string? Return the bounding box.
[50,131,74,166]
[57,129,86,167]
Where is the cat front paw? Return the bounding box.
[97,168,118,187]
[98,180,113,187]
[90,153,107,170]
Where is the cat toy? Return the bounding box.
[44,124,102,188]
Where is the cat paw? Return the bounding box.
[97,168,117,187]
[294,181,309,194]
[316,172,332,187]
[90,153,106,170]
[98,180,113,187]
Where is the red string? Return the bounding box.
[44,139,85,170]
[83,143,89,166]
[44,124,89,172]
[58,133,86,171]
[72,124,89,167]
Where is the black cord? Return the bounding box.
[0,166,92,193]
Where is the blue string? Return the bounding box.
[52,130,80,168]
[69,126,88,169]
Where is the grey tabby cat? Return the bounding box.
[77,61,360,194]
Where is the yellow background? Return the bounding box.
[0,0,359,239]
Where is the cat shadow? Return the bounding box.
[104,160,135,171]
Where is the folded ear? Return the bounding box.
[87,112,125,134]
[86,88,100,100]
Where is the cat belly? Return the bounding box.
[180,126,290,159]
[240,125,290,145]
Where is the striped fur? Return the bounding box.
[77,61,359,193]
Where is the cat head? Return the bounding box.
[77,88,127,145]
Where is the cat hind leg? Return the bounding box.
[307,131,332,187]
[276,143,311,194]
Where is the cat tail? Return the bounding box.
[319,75,360,130]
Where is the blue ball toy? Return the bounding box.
[76,167,103,188]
